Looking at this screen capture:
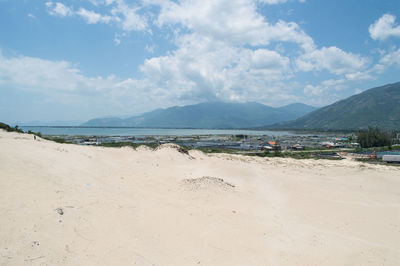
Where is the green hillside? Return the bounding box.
[271,82,400,130]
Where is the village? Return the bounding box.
[51,132,358,151]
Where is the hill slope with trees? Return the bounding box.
[270,82,400,130]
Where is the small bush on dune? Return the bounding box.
[0,122,24,133]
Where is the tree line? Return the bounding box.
[356,127,396,148]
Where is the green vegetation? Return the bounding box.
[272,82,400,130]
[0,121,44,137]
[357,127,393,148]
[27,130,42,137]
[98,141,159,149]
[246,150,343,160]
[0,122,24,133]
[33,135,71,143]
[44,137,72,144]
[194,147,238,154]
[234,134,247,140]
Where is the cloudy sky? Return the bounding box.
[1,0,400,124]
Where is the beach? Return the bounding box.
[1,130,400,265]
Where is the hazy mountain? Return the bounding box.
[82,102,317,129]
[269,82,400,130]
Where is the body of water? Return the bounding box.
[21,126,310,137]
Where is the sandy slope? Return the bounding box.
[1,130,400,265]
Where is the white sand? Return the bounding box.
[1,130,400,265]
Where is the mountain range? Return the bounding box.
[269,82,400,131]
[82,102,317,129]
[82,81,400,131]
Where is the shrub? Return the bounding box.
[0,122,24,133]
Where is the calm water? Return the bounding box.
[21,126,308,137]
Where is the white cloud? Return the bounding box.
[303,78,347,98]
[258,0,288,4]
[27,13,36,19]
[354,88,362,94]
[156,0,314,50]
[257,0,306,4]
[296,46,368,75]
[303,84,322,96]
[65,0,366,105]
[46,2,73,17]
[321,78,346,89]
[345,71,372,82]
[37,0,390,111]
[45,0,314,49]
[0,51,194,116]
[371,48,400,74]
[110,1,148,32]
[379,48,400,67]
[248,49,290,70]
[140,31,293,103]
[89,0,116,6]
[0,52,97,93]
[76,8,113,24]
[145,44,156,53]
[114,36,121,45]
[302,70,377,105]
[46,1,148,33]
[123,0,315,104]
[369,14,400,41]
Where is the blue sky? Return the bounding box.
[1,0,400,124]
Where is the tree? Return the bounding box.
[357,127,392,148]
[273,141,281,156]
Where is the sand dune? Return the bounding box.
[1,130,400,265]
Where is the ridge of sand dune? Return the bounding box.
[1,130,400,265]
[135,145,153,152]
